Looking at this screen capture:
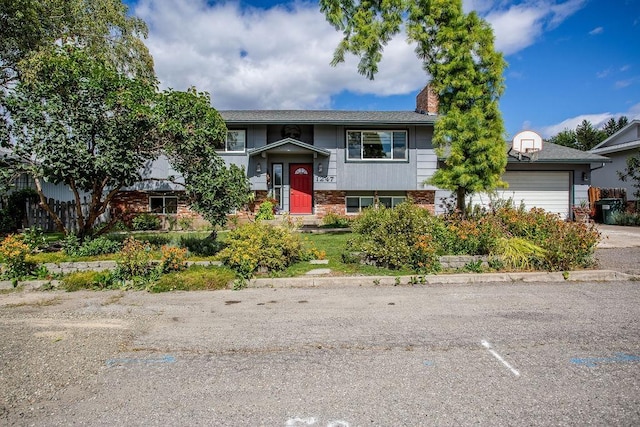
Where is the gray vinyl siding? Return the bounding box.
[314,125,338,191]
[591,150,637,199]
[216,122,438,192]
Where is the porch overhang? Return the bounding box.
[247,138,331,158]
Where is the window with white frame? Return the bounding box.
[220,130,246,152]
[345,196,406,214]
[346,196,374,214]
[347,130,407,160]
[149,196,178,214]
[378,196,406,208]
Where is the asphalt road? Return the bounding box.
[1,280,639,426]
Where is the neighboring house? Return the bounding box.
[118,86,610,222]
[589,119,640,203]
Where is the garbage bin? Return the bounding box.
[595,198,624,224]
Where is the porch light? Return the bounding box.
[256,162,261,174]
[318,162,323,173]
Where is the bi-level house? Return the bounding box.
[106,86,611,224]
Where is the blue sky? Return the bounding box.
[127,0,640,139]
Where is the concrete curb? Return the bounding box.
[248,270,634,289]
[1,270,634,292]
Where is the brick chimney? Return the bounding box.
[415,84,438,115]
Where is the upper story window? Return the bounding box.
[220,130,246,153]
[347,130,407,161]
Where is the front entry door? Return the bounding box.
[289,164,312,214]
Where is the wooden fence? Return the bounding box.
[24,198,108,233]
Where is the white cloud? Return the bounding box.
[135,0,424,109]
[482,1,587,55]
[588,26,604,35]
[539,107,640,138]
[133,0,588,110]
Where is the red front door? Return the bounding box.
[289,164,312,214]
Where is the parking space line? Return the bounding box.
[481,340,520,377]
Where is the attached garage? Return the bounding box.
[489,171,571,218]
[461,141,612,220]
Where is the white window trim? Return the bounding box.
[149,196,178,215]
[346,129,408,161]
[345,195,407,214]
[220,129,246,153]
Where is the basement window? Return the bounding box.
[149,196,178,214]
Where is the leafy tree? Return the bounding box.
[3,46,158,238]
[603,116,628,137]
[0,0,153,88]
[1,0,154,146]
[321,0,507,213]
[157,88,250,240]
[547,129,577,147]
[617,150,640,201]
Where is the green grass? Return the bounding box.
[148,265,236,292]
[271,232,414,278]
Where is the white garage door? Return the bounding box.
[471,171,571,219]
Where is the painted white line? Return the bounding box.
[285,417,317,426]
[481,340,520,377]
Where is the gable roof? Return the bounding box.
[508,141,611,164]
[220,110,436,125]
[590,119,640,154]
[438,141,610,164]
[247,138,331,157]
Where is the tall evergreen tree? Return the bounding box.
[321,0,507,212]
[603,116,629,137]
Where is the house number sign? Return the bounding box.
[315,175,336,183]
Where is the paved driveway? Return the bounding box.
[597,224,640,248]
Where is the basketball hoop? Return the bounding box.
[511,131,543,162]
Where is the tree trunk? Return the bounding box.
[456,187,467,217]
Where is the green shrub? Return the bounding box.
[0,234,38,283]
[541,221,600,271]
[492,207,600,271]
[216,221,311,278]
[178,217,194,231]
[159,245,188,273]
[21,227,47,251]
[114,237,153,279]
[321,211,353,228]
[62,270,115,291]
[179,235,222,256]
[255,201,275,221]
[611,211,640,226]
[136,234,172,247]
[131,213,162,231]
[492,237,547,270]
[79,236,122,256]
[349,201,444,272]
[148,265,235,292]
